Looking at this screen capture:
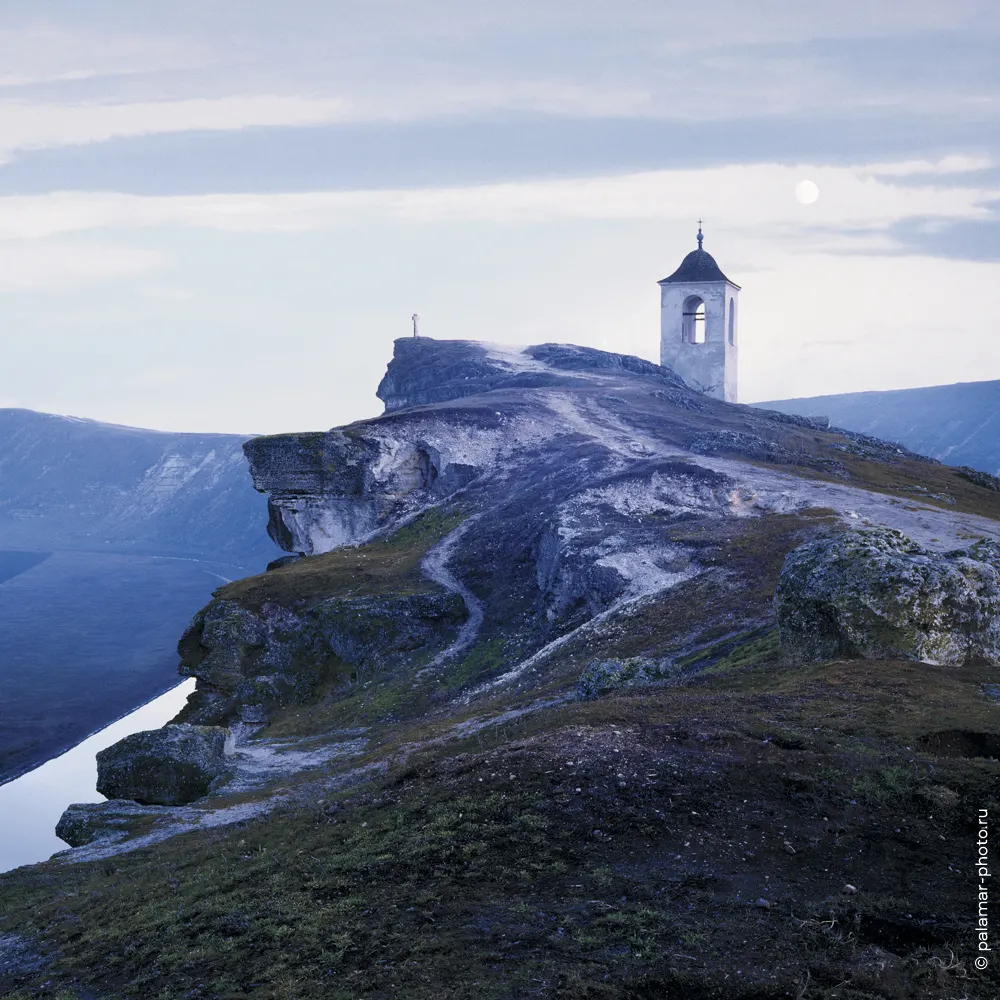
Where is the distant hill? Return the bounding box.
[0,409,279,784]
[0,408,277,560]
[755,379,1000,475]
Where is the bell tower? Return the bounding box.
[658,224,740,402]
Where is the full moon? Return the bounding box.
[795,180,820,205]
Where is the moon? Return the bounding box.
[795,180,820,205]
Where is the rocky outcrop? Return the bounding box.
[246,340,695,556]
[236,338,1000,697]
[96,724,229,805]
[153,337,1000,738]
[244,413,503,555]
[776,528,1000,665]
[577,656,681,699]
[375,339,686,414]
[56,800,164,848]
[176,592,467,726]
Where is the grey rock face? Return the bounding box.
[244,417,488,555]
[176,593,467,726]
[578,657,680,699]
[55,799,164,847]
[776,528,1000,665]
[375,339,686,414]
[96,724,230,805]
[245,339,698,557]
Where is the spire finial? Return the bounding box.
[697,219,704,250]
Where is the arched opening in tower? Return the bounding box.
[728,298,735,345]
[682,296,706,344]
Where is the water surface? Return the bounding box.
[0,550,243,783]
[0,679,196,873]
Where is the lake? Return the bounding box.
[0,549,249,784]
[0,678,196,873]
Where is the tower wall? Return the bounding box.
[659,280,739,402]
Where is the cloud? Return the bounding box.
[0,95,356,161]
[0,155,991,295]
[0,22,208,90]
[867,216,1000,263]
[0,107,992,201]
[0,157,991,241]
[863,155,994,177]
[0,5,994,164]
[0,240,164,292]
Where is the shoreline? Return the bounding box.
[0,677,193,789]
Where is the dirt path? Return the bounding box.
[419,515,485,671]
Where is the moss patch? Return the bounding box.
[218,508,465,610]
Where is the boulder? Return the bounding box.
[578,656,680,699]
[56,799,164,847]
[775,528,1000,665]
[96,724,229,805]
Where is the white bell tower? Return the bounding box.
[658,224,740,402]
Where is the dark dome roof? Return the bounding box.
[659,247,735,286]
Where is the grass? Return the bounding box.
[439,637,510,692]
[217,507,465,610]
[5,640,1000,998]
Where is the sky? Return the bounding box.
[0,1,997,434]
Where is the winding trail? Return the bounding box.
[464,572,699,702]
[419,515,485,670]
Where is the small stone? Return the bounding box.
[842,884,858,895]
[755,898,771,909]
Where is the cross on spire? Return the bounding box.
[697,220,704,250]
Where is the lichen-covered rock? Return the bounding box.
[56,800,164,847]
[578,656,680,699]
[96,724,229,805]
[775,528,1000,665]
[176,592,467,726]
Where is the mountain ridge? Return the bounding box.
[756,377,1000,476]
